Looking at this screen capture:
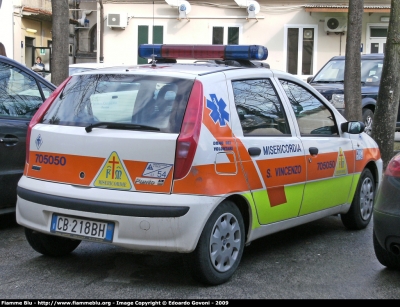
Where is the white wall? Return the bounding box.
[0,0,15,58]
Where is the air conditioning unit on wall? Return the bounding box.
[324,17,347,33]
[107,13,128,29]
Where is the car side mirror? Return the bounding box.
[341,121,365,134]
[307,76,313,83]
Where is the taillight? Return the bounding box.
[385,155,400,177]
[173,80,203,180]
[26,77,71,165]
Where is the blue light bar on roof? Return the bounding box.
[138,44,268,61]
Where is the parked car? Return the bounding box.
[373,152,400,269]
[0,55,56,214]
[16,44,382,285]
[307,53,400,135]
[68,62,125,75]
[45,63,129,82]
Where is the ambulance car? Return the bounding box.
[16,44,383,285]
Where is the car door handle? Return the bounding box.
[248,147,261,156]
[309,147,318,155]
[0,137,19,146]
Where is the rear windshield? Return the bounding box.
[41,74,194,133]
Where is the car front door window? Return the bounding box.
[0,62,43,118]
[279,78,354,215]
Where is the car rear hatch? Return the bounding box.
[25,73,195,194]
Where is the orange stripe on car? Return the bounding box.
[27,151,105,185]
[173,164,249,195]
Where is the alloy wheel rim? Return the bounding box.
[209,212,242,272]
[360,176,374,220]
[364,116,373,135]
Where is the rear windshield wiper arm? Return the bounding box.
[85,122,160,133]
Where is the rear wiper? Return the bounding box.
[85,122,160,133]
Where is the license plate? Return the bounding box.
[50,214,114,242]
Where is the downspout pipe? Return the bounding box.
[99,0,104,63]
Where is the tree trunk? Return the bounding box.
[344,0,363,122]
[51,0,69,86]
[371,0,400,170]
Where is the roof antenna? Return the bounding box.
[151,1,156,67]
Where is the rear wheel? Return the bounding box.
[341,168,375,230]
[373,230,400,270]
[25,228,81,257]
[362,109,374,135]
[187,200,245,285]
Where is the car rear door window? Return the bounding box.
[232,78,290,136]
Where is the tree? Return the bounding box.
[344,0,363,122]
[51,0,69,86]
[371,0,400,169]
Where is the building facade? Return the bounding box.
[4,0,392,80]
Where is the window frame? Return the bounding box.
[137,24,165,64]
[283,24,318,80]
[210,24,243,45]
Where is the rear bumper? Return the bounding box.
[373,210,400,252]
[16,176,221,253]
[17,186,189,218]
[373,175,400,251]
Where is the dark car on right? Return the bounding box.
[307,53,400,135]
[373,152,400,270]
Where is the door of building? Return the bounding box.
[366,24,388,54]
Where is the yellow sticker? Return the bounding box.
[334,147,348,176]
[94,151,132,190]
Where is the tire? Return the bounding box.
[187,200,245,285]
[373,230,400,270]
[362,109,374,136]
[25,227,81,257]
[341,168,375,230]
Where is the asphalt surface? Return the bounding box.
[1,213,400,299]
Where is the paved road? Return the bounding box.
[1,212,400,299]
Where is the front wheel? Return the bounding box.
[362,109,374,135]
[187,200,245,285]
[341,168,375,230]
[25,228,81,257]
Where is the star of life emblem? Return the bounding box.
[35,134,43,150]
[206,94,230,127]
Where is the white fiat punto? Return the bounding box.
[16,44,382,285]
